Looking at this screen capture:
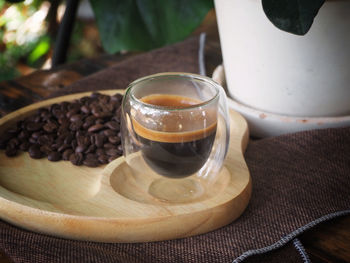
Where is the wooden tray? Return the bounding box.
[0,90,251,243]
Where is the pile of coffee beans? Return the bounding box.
[0,92,124,167]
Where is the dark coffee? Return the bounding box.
[133,94,217,178]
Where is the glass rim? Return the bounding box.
[125,72,221,111]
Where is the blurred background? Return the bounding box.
[0,0,103,81]
[0,0,214,82]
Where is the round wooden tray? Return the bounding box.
[0,90,251,243]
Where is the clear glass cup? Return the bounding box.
[121,73,230,203]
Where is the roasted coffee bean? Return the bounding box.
[108,136,121,144]
[71,139,78,149]
[98,154,109,164]
[99,94,110,103]
[105,121,119,131]
[40,109,51,119]
[88,124,104,133]
[18,130,30,140]
[51,143,59,151]
[64,133,74,144]
[38,135,53,145]
[96,111,111,118]
[52,107,63,118]
[75,130,86,137]
[66,108,79,119]
[79,96,88,104]
[105,103,115,112]
[91,105,111,118]
[69,120,83,131]
[40,145,52,155]
[43,122,57,133]
[93,134,105,148]
[48,151,61,162]
[103,143,115,149]
[106,148,119,156]
[50,103,60,112]
[75,145,86,153]
[95,148,105,156]
[117,144,123,154]
[69,152,83,165]
[70,114,83,122]
[18,120,26,129]
[58,117,69,125]
[110,95,119,102]
[84,144,96,154]
[85,115,96,123]
[58,144,71,152]
[85,153,96,159]
[91,105,100,114]
[81,105,90,114]
[56,134,67,144]
[95,118,104,125]
[114,93,123,102]
[29,137,37,144]
[31,131,42,139]
[62,149,74,160]
[89,134,95,145]
[83,157,99,167]
[8,138,20,148]
[114,108,121,121]
[19,142,30,151]
[28,145,44,159]
[5,146,17,157]
[103,129,117,137]
[34,115,41,123]
[60,101,69,109]
[83,119,94,130]
[77,135,90,146]
[68,102,80,111]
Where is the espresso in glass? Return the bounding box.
[132,94,217,178]
[121,73,230,203]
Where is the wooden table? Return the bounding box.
[0,11,349,263]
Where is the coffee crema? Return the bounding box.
[133,94,217,178]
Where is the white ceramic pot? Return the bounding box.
[214,0,350,136]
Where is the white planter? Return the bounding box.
[214,0,350,136]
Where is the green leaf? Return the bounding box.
[89,0,213,53]
[27,36,50,64]
[262,0,325,35]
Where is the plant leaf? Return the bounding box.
[27,36,50,65]
[262,0,325,35]
[89,0,213,54]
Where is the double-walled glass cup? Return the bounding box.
[121,73,230,203]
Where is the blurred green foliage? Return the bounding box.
[89,0,213,54]
[0,0,50,81]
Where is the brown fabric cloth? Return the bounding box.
[1,36,350,263]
